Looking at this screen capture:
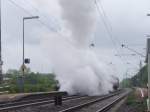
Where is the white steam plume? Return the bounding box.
[59,0,97,47]
[42,0,113,95]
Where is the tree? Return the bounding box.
[5,69,58,93]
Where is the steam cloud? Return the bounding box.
[42,0,114,95]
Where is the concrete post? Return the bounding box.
[148,53,150,111]
[0,0,3,84]
[147,38,150,111]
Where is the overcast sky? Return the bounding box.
[2,0,150,79]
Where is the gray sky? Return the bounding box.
[2,0,150,79]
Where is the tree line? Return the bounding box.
[1,68,58,93]
[121,65,148,88]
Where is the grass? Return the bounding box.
[126,91,147,111]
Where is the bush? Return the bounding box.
[4,69,58,93]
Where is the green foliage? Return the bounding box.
[126,91,137,106]
[131,65,148,87]
[121,78,132,88]
[121,65,148,88]
[126,91,147,111]
[4,69,58,93]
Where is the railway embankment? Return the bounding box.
[116,88,147,112]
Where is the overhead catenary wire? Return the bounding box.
[8,0,135,60]
[8,0,56,32]
[7,0,75,46]
[94,0,139,68]
[95,0,145,60]
[23,0,61,31]
[96,0,144,57]
[95,0,122,43]
[122,44,146,58]
[95,1,116,49]
[94,0,141,73]
[94,0,124,59]
[23,0,124,71]
[9,0,123,53]
[96,0,122,44]
[96,0,112,32]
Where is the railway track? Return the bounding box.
[0,94,80,107]
[0,89,130,112]
[59,89,130,112]
[0,95,88,111]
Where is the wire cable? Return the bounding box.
[95,0,145,65]
[7,0,75,46]
[122,44,145,58]
[95,0,122,57]
[8,0,57,32]
[97,0,122,44]
[95,0,139,68]
[23,0,60,31]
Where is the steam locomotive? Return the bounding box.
[111,76,119,91]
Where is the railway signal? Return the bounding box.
[24,58,30,64]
